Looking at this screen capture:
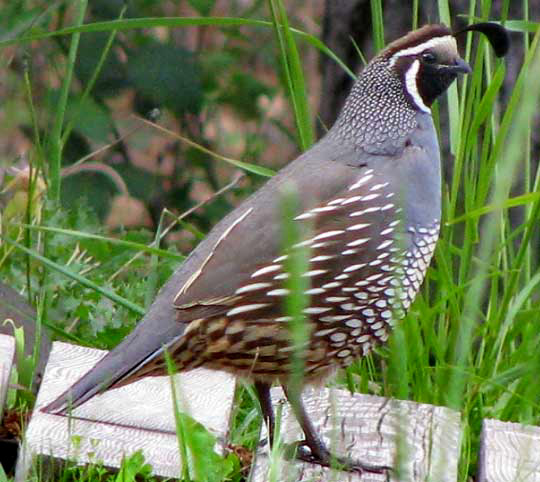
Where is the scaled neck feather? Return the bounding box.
[329,58,422,155]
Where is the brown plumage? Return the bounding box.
[382,24,452,58]
[117,169,436,388]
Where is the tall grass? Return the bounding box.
[1,1,539,481]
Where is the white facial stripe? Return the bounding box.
[389,35,456,66]
[405,59,430,113]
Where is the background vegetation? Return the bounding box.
[0,0,539,480]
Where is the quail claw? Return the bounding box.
[283,439,391,475]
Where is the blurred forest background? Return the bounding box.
[2,1,536,243]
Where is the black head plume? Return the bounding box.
[453,22,510,58]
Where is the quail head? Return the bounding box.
[44,22,509,473]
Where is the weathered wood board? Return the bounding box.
[0,334,16,417]
[250,387,461,481]
[478,418,540,481]
[16,341,236,480]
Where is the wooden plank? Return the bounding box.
[477,418,540,482]
[0,334,16,417]
[16,341,236,480]
[250,387,461,481]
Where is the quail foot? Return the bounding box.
[44,22,509,474]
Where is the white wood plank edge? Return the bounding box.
[16,341,237,480]
[0,334,16,417]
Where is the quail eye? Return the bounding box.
[422,51,437,64]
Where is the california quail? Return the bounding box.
[44,22,509,473]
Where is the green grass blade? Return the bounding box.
[14,224,185,261]
[370,0,385,52]
[61,4,127,146]
[505,19,540,33]
[164,350,192,481]
[140,117,275,177]
[279,185,310,398]
[48,0,87,201]
[268,0,314,150]
[0,16,355,78]
[446,190,540,225]
[446,27,540,410]
[438,0,460,155]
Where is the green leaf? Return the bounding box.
[218,71,275,119]
[63,94,115,143]
[188,0,216,16]
[1,236,144,316]
[115,450,153,480]
[74,31,127,98]
[127,42,203,115]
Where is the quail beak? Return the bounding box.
[448,57,472,74]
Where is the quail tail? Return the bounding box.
[42,283,186,414]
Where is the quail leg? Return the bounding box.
[254,381,275,447]
[282,385,390,475]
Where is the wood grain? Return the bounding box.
[17,341,236,480]
[250,387,461,482]
[477,418,540,482]
[0,334,16,417]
